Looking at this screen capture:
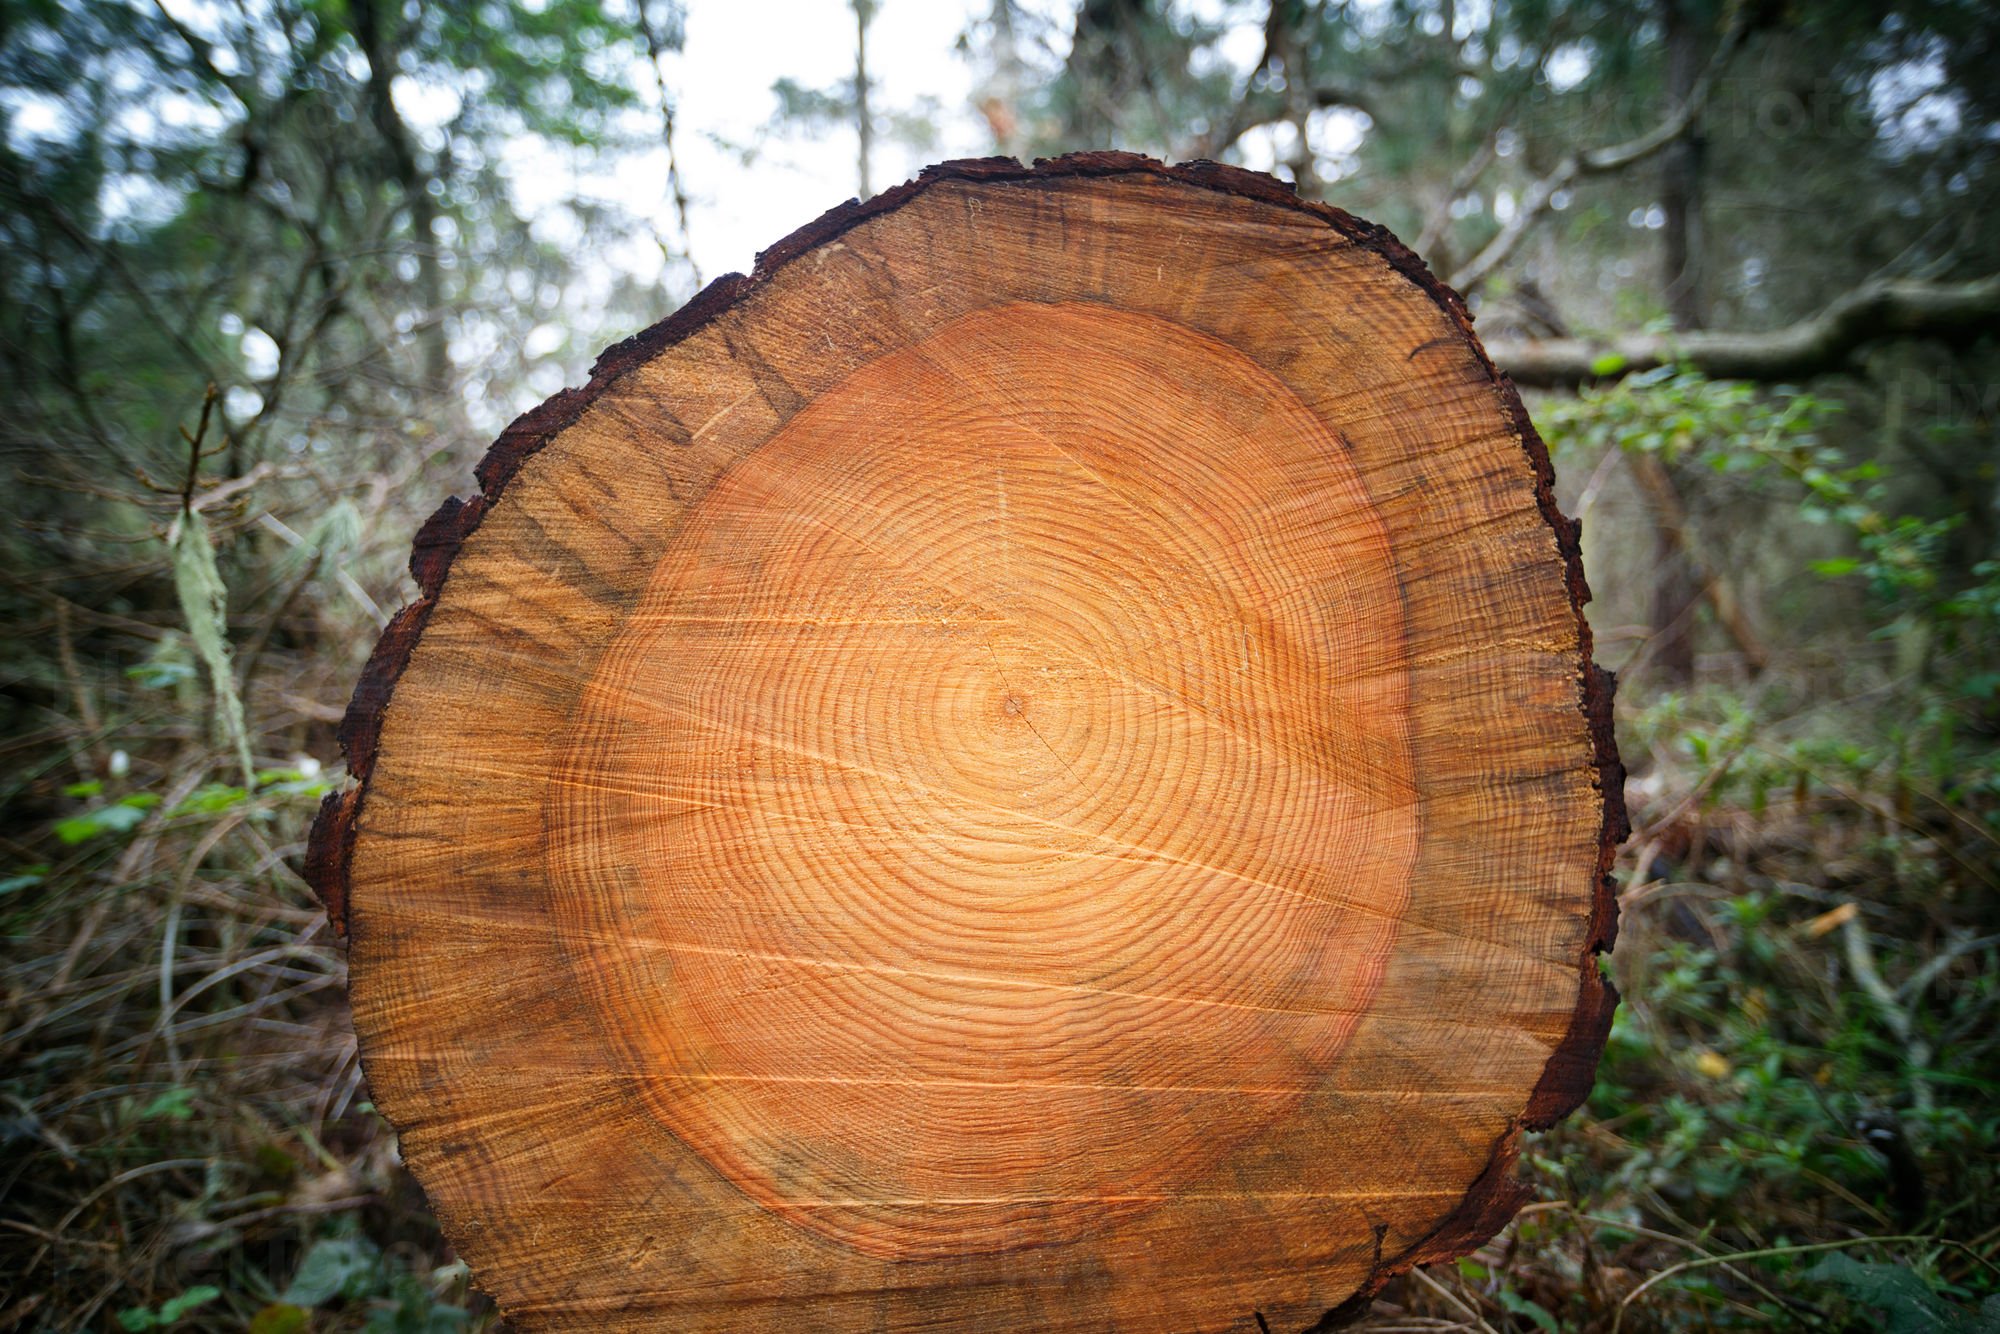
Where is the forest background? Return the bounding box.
[2,0,1997,1329]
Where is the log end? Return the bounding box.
[312,151,1626,1331]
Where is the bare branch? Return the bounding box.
[1185,0,1373,164]
[178,385,220,513]
[1416,136,1497,259]
[1450,12,1748,294]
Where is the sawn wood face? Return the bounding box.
[309,153,1626,1332]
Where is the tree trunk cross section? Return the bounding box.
[308,152,1626,1332]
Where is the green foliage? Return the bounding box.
[42,765,328,858]
[55,791,161,844]
[274,1231,470,1332]
[1539,365,1841,473]
[1811,1253,2000,1334]
[138,1087,197,1122]
[364,1272,472,1334]
[116,1286,221,1331]
[1523,360,2000,1327]
[1496,1285,1561,1331]
[1541,365,1997,641]
[282,1235,383,1307]
[1543,366,2000,830]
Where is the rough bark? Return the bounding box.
[308,153,1625,1333]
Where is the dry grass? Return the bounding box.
[0,743,495,1331]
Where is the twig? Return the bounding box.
[256,511,387,627]
[1625,450,1770,674]
[1839,917,1934,1115]
[1630,738,1746,845]
[1408,1265,1501,1334]
[52,602,103,781]
[177,384,219,514]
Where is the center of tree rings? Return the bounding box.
[551,303,1418,1257]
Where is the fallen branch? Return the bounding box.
[1492,273,2000,386]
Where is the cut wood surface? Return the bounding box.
[308,152,1627,1332]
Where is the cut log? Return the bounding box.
[308,152,1626,1333]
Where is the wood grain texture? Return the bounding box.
[309,152,1627,1332]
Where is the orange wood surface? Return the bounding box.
[310,153,1624,1332]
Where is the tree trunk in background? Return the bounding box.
[1269,0,1321,195]
[853,0,875,198]
[350,0,448,397]
[638,0,700,285]
[1649,0,1708,684]
[306,155,1623,1333]
[1064,0,1148,143]
[1661,0,1706,332]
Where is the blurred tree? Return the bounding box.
[0,0,673,754]
[771,0,945,199]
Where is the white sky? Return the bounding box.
[668,0,989,277]
[505,0,1057,293]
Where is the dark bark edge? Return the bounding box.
[302,149,1628,1318]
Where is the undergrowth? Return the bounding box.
[1373,723,2000,1331]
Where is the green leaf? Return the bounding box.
[158,1287,221,1322]
[169,783,248,818]
[283,1235,383,1307]
[1589,352,1628,377]
[54,793,159,843]
[1958,673,2000,701]
[362,1272,468,1334]
[63,779,104,797]
[255,767,334,800]
[1499,1287,1560,1333]
[139,1087,196,1121]
[1812,557,1863,576]
[1809,1253,1972,1334]
[126,655,197,690]
[0,865,49,895]
[115,1287,220,1331]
